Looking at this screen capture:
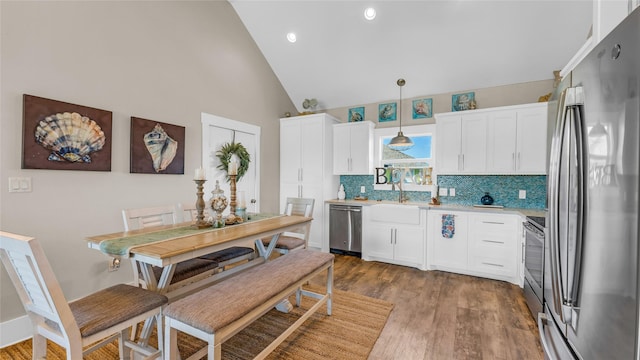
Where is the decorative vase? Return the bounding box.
[338,184,346,200]
[481,192,494,205]
[210,180,228,227]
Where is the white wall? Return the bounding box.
[0,0,294,336]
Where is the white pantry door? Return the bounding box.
[201,113,261,214]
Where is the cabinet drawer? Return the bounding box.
[470,214,518,232]
[469,254,516,277]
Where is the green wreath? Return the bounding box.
[216,142,250,182]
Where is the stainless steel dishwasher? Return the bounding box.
[329,204,362,256]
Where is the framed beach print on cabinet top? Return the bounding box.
[22,94,112,171]
[378,102,397,122]
[348,107,365,122]
[130,117,185,174]
[412,98,433,119]
[452,92,476,111]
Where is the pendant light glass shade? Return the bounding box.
[388,78,414,151]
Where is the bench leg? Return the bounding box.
[164,319,179,360]
[326,263,334,316]
[210,342,222,360]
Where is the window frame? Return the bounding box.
[373,124,437,192]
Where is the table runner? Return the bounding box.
[99,213,280,257]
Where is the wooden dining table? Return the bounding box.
[85,214,312,346]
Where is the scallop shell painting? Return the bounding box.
[143,123,178,172]
[34,112,106,163]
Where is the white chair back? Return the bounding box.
[178,202,199,223]
[0,232,71,345]
[284,197,315,217]
[122,205,178,231]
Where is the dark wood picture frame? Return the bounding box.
[22,94,112,171]
[130,117,185,174]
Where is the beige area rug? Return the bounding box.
[0,286,393,360]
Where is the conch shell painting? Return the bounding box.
[34,112,106,163]
[144,123,178,172]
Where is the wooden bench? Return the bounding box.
[163,249,334,360]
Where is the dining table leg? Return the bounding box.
[137,262,176,346]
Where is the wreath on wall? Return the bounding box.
[216,142,250,182]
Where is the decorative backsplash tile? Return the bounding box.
[339,174,547,209]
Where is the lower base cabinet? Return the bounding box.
[428,210,521,285]
[362,207,426,270]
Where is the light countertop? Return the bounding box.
[325,199,545,218]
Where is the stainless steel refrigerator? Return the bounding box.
[540,7,639,360]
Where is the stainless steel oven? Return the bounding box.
[523,216,545,318]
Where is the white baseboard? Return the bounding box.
[0,315,31,347]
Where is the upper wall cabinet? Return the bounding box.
[436,112,487,174]
[436,102,548,175]
[333,121,375,175]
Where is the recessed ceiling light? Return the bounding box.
[364,7,376,20]
[286,32,297,43]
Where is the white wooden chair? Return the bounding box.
[122,205,220,292]
[0,231,168,360]
[261,197,315,254]
[178,201,257,268]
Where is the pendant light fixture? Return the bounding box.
[388,78,414,151]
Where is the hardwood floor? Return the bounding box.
[308,254,543,360]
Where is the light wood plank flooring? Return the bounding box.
[308,254,543,360]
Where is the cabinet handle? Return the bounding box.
[482,221,505,225]
[517,152,521,170]
[482,239,505,244]
[481,262,504,268]
[390,229,393,244]
[461,154,465,170]
[300,168,303,182]
[394,228,398,244]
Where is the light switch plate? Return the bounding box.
[519,190,527,199]
[439,187,448,196]
[8,177,32,193]
[449,188,456,197]
[360,186,366,194]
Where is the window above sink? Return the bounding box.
[374,124,436,192]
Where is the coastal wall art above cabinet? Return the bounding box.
[280,113,339,249]
[333,121,375,175]
[435,102,548,175]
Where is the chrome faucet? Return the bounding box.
[391,168,409,203]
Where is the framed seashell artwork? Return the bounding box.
[22,94,113,171]
[130,117,185,174]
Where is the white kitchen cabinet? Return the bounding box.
[435,113,487,174]
[487,103,548,174]
[428,209,521,285]
[467,213,519,280]
[333,121,374,175]
[436,102,547,175]
[280,114,339,249]
[429,211,469,270]
[362,205,426,270]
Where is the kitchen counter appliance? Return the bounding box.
[523,215,545,318]
[329,204,362,256]
[539,8,640,359]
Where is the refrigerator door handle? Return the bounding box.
[548,88,569,323]
[537,312,557,360]
[567,93,586,311]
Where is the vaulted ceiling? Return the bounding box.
[231,0,592,112]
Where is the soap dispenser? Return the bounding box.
[338,184,346,200]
